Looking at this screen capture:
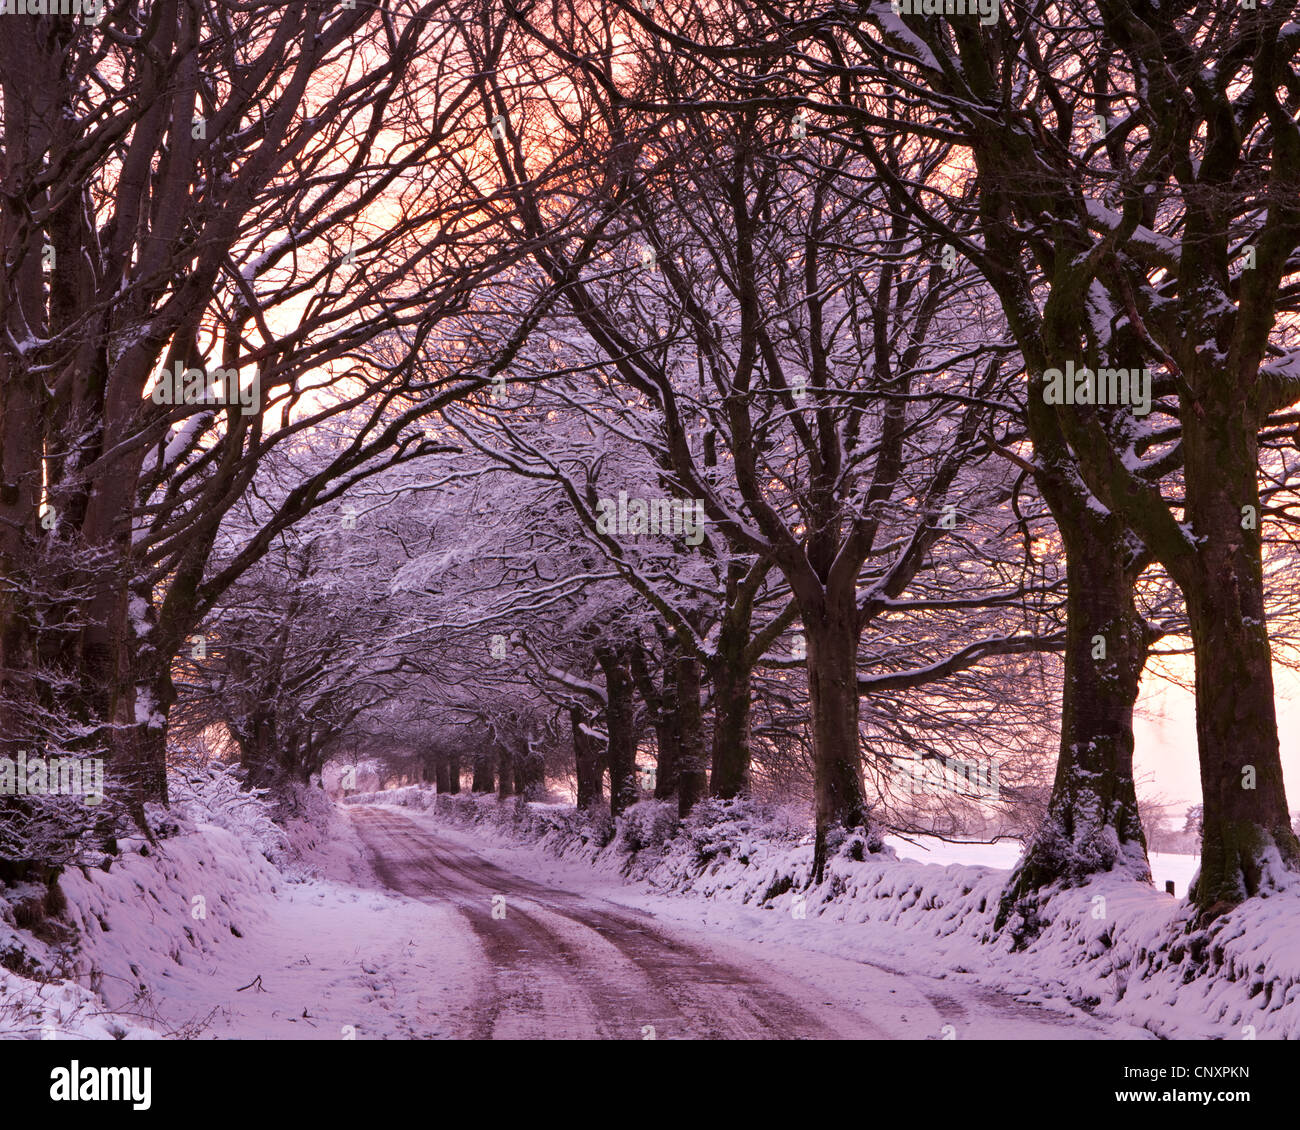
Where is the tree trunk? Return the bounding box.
[708,620,753,800]
[1186,577,1300,915]
[104,531,212,812]
[109,611,177,812]
[513,738,543,799]
[675,653,707,816]
[496,744,514,799]
[805,603,869,883]
[1173,395,1300,914]
[113,694,172,812]
[630,636,682,803]
[651,658,681,802]
[571,704,604,810]
[433,750,451,793]
[238,711,275,789]
[447,750,461,794]
[0,21,52,764]
[471,750,494,793]
[596,646,638,816]
[999,519,1150,924]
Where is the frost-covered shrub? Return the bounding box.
[617,801,679,854]
[584,806,616,848]
[759,871,796,903]
[0,794,122,880]
[169,764,289,863]
[681,798,771,868]
[837,826,890,861]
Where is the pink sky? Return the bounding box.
[1134,657,1300,816]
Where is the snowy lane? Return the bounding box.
[349,806,1135,1041]
[352,805,883,1039]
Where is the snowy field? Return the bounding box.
[885,835,1201,899]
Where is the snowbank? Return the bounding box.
[0,768,428,1039]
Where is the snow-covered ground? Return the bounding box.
[347,804,1137,1038]
[9,785,1122,1040]
[351,789,1300,1040]
[346,799,1158,1038]
[0,775,1290,1040]
[0,771,481,1039]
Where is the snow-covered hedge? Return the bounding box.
[0,768,353,1038]
[168,764,290,863]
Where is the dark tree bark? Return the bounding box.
[674,653,706,816]
[511,736,544,799]
[571,703,605,811]
[999,515,1151,923]
[1183,430,1300,914]
[804,599,869,882]
[596,644,639,816]
[496,744,514,799]
[708,619,754,801]
[471,750,494,794]
[630,637,680,802]
[652,671,681,802]
[447,750,461,794]
[706,562,787,804]
[236,709,279,791]
[433,749,452,794]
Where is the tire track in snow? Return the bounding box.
[351,806,885,1039]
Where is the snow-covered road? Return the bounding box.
[350,806,1135,1040]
